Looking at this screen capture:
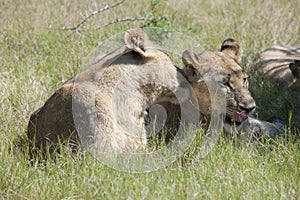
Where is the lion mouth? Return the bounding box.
[226,110,249,125]
[234,110,248,123]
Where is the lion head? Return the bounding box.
[182,38,256,125]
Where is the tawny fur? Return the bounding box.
[182,39,256,123]
[28,35,261,155]
[220,38,243,64]
[27,29,185,154]
[188,39,284,139]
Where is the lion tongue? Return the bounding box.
[234,111,248,123]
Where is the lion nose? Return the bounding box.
[240,104,256,113]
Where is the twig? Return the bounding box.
[61,0,125,32]
[95,16,167,30]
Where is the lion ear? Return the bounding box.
[182,50,199,67]
[182,50,202,81]
[124,28,149,51]
[124,28,157,59]
[220,38,242,63]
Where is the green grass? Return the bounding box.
[0,0,300,199]
[1,136,300,199]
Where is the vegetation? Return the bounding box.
[0,0,299,199]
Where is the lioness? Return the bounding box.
[27,29,195,155]
[182,38,256,126]
[181,39,285,140]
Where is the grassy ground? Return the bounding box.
[0,0,299,199]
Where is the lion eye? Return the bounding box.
[243,77,249,87]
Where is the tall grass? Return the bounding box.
[0,0,299,199]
